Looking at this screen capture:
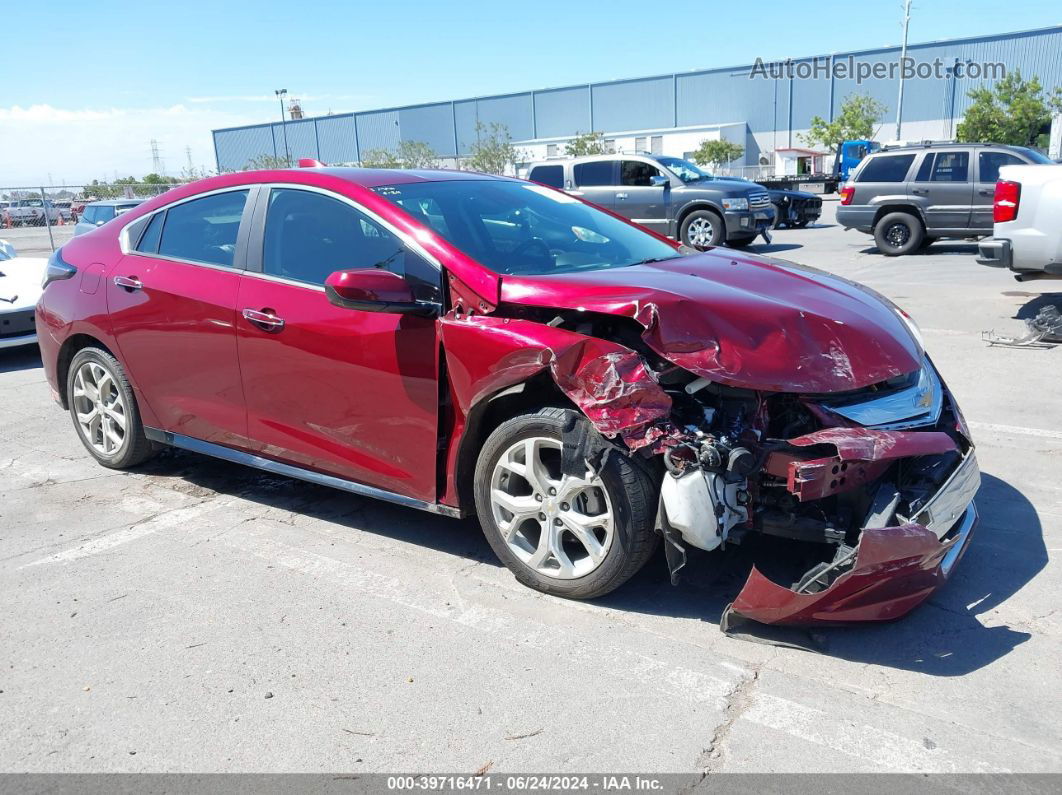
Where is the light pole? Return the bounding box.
[894,0,912,142]
[275,88,291,166]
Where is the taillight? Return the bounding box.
[993,179,1020,223]
[839,185,855,205]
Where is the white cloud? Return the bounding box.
[0,103,266,186]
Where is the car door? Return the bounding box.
[570,160,617,210]
[106,187,254,447]
[973,150,1028,231]
[235,185,441,502]
[613,160,669,235]
[912,151,973,230]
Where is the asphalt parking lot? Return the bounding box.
[2,201,1060,774]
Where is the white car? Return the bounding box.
[977,164,1062,281]
[0,240,47,349]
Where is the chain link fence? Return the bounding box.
[0,183,180,255]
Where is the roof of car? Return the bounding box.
[86,199,145,206]
[311,167,511,187]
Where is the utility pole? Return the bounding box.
[186,146,195,177]
[275,89,291,166]
[894,0,912,142]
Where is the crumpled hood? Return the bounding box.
[499,249,922,393]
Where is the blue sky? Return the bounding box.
[2,0,1060,184]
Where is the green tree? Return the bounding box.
[465,122,525,175]
[565,131,609,156]
[956,70,1062,147]
[142,173,179,185]
[242,154,291,171]
[360,148,402,168]
[691,139,745,171]
[801,94,887,151]
[361,140,441,169]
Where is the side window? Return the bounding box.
[262,188,440,301]
[81,206,97,224]
[136,211,165,254]
[96,206,116,223]
[573,161,614,187]
[915,154,935,182]
[620,161,662,187]
[158,191,247,267]
[930,152,969,182]
[979,151,1024,183]
[856,154,916,183]
[529,165,564,188]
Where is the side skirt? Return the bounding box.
[144,427,466,519]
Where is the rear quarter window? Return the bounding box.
[856,154,916,183]
[529,165,564,188]
[573,161,614,187]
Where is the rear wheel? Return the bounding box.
[474,408,658,599]
[680,209,724,249]
[67,347,156,469]
[873,212,924,256]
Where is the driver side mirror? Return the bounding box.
[324,268,437,316]
[650,175,670,188]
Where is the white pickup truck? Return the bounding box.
[977,164,1062,281]
[3,198,63,227]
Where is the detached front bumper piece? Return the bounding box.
[723,450,980,627]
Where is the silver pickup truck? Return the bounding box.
[3,198,62,227]
[977,164,1062,281]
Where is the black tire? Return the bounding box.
[873,212,924,256]
[793,219,810,228]
[474,407,659,600]
[726,238,755,249]
[66,346,156,469]
[680,209,725,249]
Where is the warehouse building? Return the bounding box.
[211,25,1062,175]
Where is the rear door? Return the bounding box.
[912,150,973,230]
[107,188,254,447]
[613,160,669,235]
[973,150,1028,231]
[235,185,442,501]
[570,160,617,210]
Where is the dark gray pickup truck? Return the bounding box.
[527,154,775,248]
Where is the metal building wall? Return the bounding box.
[212,26,1062,171]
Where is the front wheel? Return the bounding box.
[474,408,659,599]
[680,209,724,249]
[67,347,157,469]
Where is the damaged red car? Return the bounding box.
[35,166,980,629]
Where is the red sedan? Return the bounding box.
[34,165,980,629]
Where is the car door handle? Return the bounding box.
[113,275,142,291]
[911,188,928,195]
[978,188,992,196]
[616,192,629,199]
[242,308,285,332]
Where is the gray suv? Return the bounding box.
[836,142,1053,256]
[527,154,775,248]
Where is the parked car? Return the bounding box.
[36,166,979,629]
[528,154,775,248]
[977,164,1062,280]
[4,198,63,227]
[74,199,144,236]
[0,241,46,349]
[836,142,1053,255]
[715,176,822,228]
[53,200,74,223]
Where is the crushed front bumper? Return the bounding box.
[723,449,980,627]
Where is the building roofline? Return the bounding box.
[212,24,1062,136]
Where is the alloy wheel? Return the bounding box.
[71,361,127,456]
[885,222,910,248]
[489,436,614,579]
[687,217,715,247]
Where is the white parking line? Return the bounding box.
[968,421,1062,441]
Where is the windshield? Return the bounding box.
[1011,146,1054,165]
[656,157,713,183]
[372,180,682,276]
